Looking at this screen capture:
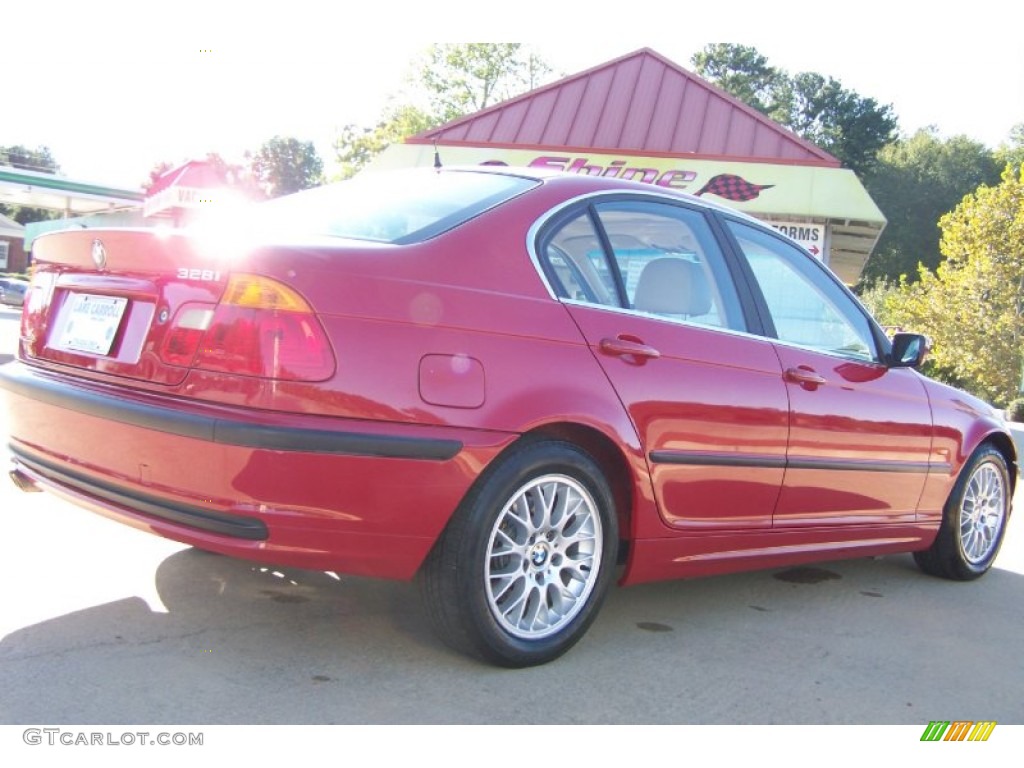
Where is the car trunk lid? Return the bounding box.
[22,228,232,387]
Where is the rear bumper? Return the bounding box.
[12,446,270,539]
[1,360,463,460]
[1,361,515,580]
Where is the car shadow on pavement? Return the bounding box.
[0,547,471,724]
[2,545,1024,725]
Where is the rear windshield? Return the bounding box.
[257,170,538,244]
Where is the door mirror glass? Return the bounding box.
[889,333,929,368]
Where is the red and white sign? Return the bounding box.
[761,220,827,261]
[143,161,226,218]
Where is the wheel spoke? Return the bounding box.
[500,586,528,622]
[493,526,520,550]
[537,482,559,529]
[490,573,521,602]
[507,496,531,528]
[553,488,583,529]
[557,563,588,586]
[517,586,542,629]
[963,529,979,560]
[560,523,597,550]
[489,549,523,573]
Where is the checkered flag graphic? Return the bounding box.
[695,174,774,202]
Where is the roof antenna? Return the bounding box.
[433,141,443,170]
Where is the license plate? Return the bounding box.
[56,294,129,356]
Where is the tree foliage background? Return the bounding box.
[333,43,553,179]
[873,166,1024,404]
[995,123,1024,175]
[417,43,552,123]
[860,128,1002,282]
[691,44,898,177]
[691,44,791,124]
[0,144,62,225]
[334,105,436,181]
[248,136,323,198]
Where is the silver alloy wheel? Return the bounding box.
[959,459,1007,564]
[485,474,603,640]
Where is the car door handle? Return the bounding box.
[599,336,661,360]
[784,366,827,389]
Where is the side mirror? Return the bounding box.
[888,333,929,369]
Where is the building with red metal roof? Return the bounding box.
[371,48,885,284]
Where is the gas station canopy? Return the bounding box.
[0,166,143,217]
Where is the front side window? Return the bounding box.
[539,200,745,332]
[727,220,879,362]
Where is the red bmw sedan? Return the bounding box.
[1,167,1015,666]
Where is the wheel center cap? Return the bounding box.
[530,543,550,567]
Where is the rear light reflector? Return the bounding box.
[160,306,215,367]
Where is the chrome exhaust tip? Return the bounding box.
[9,468,42,493]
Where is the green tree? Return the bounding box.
[692,43,791,123]
[1,144,63,224]
[861,128,1001,282]
[691,44,898,177]
[141,160,175,193]
[202,152,258,193]
[787,72,898,176]
[333,43,553,179]
[884,165,1024,404]
[418,43,552,122]
[334,105,435,180]
[854,277,900,327]
[995,122,1024,173]
[248,136,324,197]
[0,144,60,174]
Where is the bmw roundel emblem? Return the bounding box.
[91,238,107,271]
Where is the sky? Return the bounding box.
[3,0,1022,190]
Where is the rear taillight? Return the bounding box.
[159,275,335,381]
[20,271,55,356]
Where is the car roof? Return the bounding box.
[424,165,760,221]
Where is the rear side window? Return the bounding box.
[541,212,619,307]
[255,170,538,244]
[539,200,745,332]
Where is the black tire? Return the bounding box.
[419,439,619,667]
[914,444,1011,580]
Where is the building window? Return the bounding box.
[0,241,10,270]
